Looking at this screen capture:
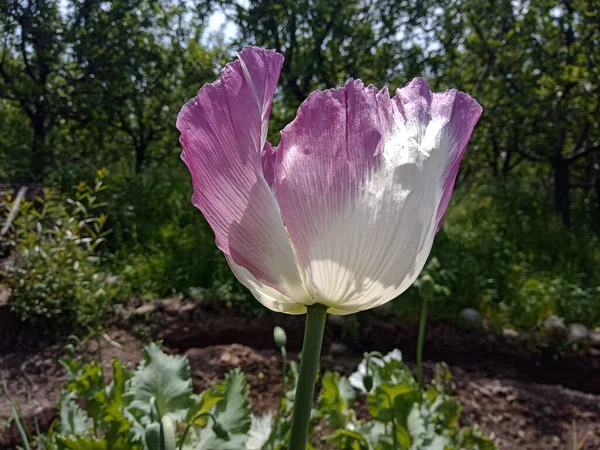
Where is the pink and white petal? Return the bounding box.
[274,79,481,313]
[226,256,307,315]
[261,141,277,188]
[432,90,483,231]
[177,47,309,307]
[395,78,483,231]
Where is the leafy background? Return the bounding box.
[1,0,600,330]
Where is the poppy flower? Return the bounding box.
[177,46,481,315]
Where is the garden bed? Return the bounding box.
[1,298,599,449]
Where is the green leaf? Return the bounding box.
[59,392,90,436]
[359,420,387,449]
[325,429,369,450]
[457,426,496,450]
[56,436,107,450]
[107,358,130,408]
[59,357,82,380]
[406,403,453,450]
[318,372,355,429]
[185,389,225,426]
[104,359,136,449]
[191,369,251,450]
[66,361,106,424]
[367,382,420,423]
[213,368,251,434]
[367,382,421,449]
[430,395,461,430]
[245,414,273,450]
[126,343,192,422]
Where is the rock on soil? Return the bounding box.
[569,323,590,342]
[544,315,567,336]
[460,308,484,328]
[590,330,600,348]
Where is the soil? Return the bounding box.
[1,297,599,450]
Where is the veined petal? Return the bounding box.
[226,255,306,315]
[261,141,277,188]
[274,79,481,313]
[395,78,483,231]
[177,47,309,305]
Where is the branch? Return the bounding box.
[508,153,527,170]
[16,11,36,80]
[0,26,10,69]
[513,147,547,163]
[0,35,12,84]
[1,186,27,236]
[468,17,521,94]
[572,120,590,153]
[565,142,600,163]
[0,90,22,101]
[552,128,567,160]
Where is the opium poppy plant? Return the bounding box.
[177,46,482,450]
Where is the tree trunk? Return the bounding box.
[134,144,145,174]
[594,164,600,227]
[553,159,570,226]
[30,115,47,184]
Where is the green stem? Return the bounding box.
[417,296,429,389]
[391,416,398,449]
[383,391,398,450]
[268,347,287,450]
[160,416,176,450]
[288,303,328,450]
[178,413,218,450]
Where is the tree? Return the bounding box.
[0,0,216,181]
[226,0,437,133]
[0,0,65,182]
[430,0,600,225]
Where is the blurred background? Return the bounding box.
[1,0,599,332]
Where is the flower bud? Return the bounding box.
[419,275,435,300]
[64,343,75,357]
[212,422,230,440]
[273,326,287,349]
[363,375,374,393]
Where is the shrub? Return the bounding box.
[105,165,225,299]
[395,179,600,330]
[0,170,118,330]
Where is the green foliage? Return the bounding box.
[1,171,118,329]
[317,373,356,430]
[2,0,600,332]
[430,0,600,227]
[190,369,252,449]
[323,350,496,450]
[105,165,233,300]
[127,342,192,423]
[439,181,600,329]
[23,343,254,449]
[23,344,494,450]
[58,392,90,436]
[0,0,216,183]
[392,180,600,330]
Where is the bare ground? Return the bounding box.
[1,298,599,449]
